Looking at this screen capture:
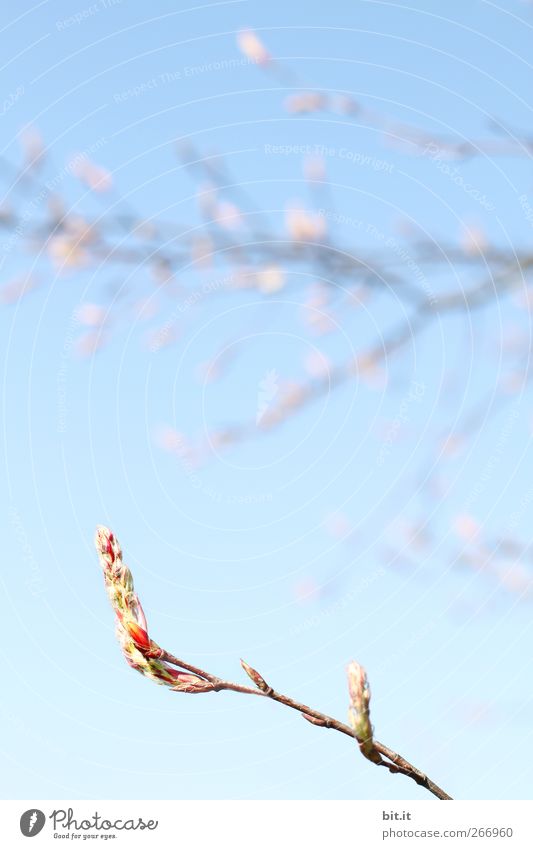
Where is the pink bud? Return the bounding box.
[170,672,214,694]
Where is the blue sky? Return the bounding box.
[2,0,533,801]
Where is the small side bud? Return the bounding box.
[301,712,328,727]
[240,659,270,692]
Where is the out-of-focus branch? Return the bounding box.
[236,29,533,161]
[95,525,452,800]
[202,251,533,449]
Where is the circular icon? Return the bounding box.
[20,810,46,837]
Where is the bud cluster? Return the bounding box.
[95,525,213,693]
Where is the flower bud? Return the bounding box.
[124,619,151,652]
[347,660,382,764]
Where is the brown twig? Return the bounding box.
[158,649,452,800]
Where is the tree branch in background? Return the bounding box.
[95,524,452,801]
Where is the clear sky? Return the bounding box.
[2,0,533,801]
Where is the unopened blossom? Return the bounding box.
[347,660,382,764]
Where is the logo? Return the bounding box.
[20,809,46,837]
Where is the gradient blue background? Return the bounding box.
[1,0,533,800]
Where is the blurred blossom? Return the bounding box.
[500,563,533,595]
[304,155,326,182]
[499,371,526,395]
[133,297,159,322]
[346,287,369,308]
[75,330,105,357]
[145,321,179,351]
[70,155,113,192]
[331,93,359,114]
[0,201,12,222]
[453,513,481,542]
[304,283,330,310]
[133,220,158,241]
[440,434,464,457]
[48,236,87,270]
[191,235,213,267]
[196,357,223,383]
[208,429,238,451]
[0,275,37,304]
[154,424,202,468]
[213,201,242,230]
[237,29,270,65]
[460,223,487,255]
[197,183,218,217]
[256,264,286,294]
[48,215,96,270]
[304,350,330,377]
[76,303,106,327]
[293,576,321,604]
[303,311,336,336]
[513,286,533,311]
[47,195,65,222]
[353,355,387,388]
[151,257,174,286]
[286,204,327,241]
[19,125,45,170]
[323,511,353,539]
